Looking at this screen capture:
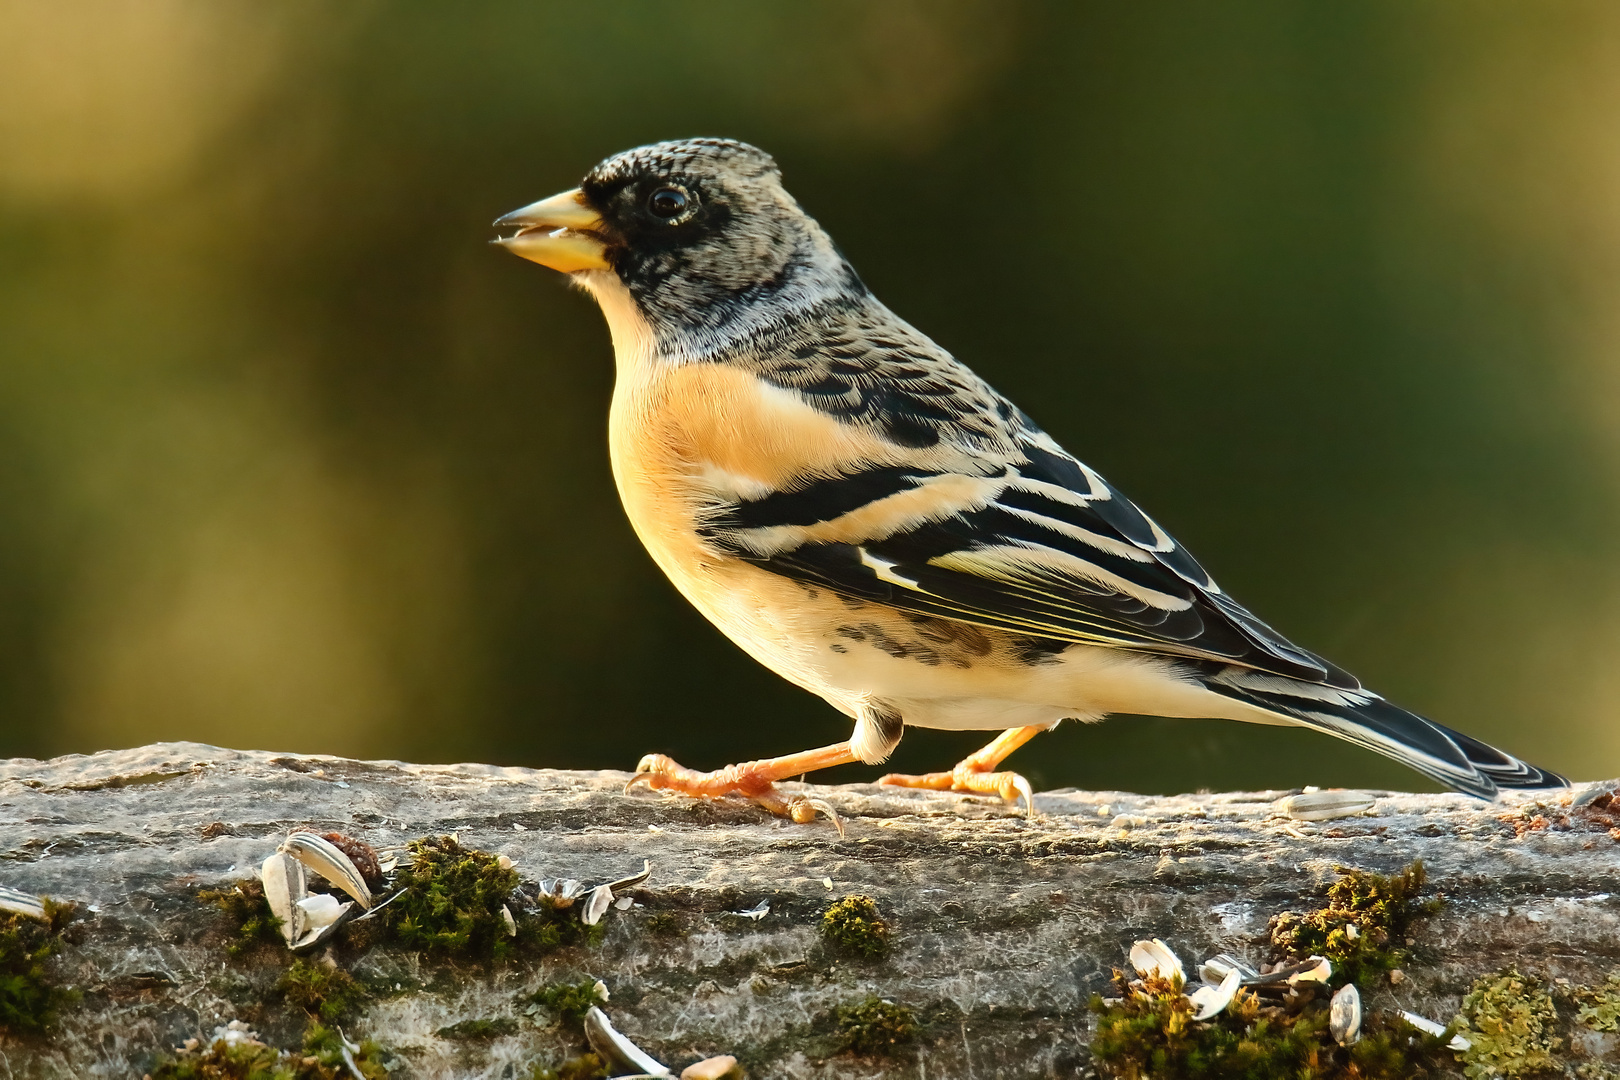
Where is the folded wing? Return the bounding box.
[700,435,1358,688]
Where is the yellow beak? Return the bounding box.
[492,189,610,273]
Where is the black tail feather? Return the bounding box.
[1202,671,1567,799]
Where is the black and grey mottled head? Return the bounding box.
[577,138,865,350]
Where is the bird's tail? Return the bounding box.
[1199,667,1566,799]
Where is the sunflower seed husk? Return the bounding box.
[279,832,373,910]
[296,892,346,930]
[605,860,653,893]
[1276,790,1376,821]
[260,852,305,946]
[336,1026,364,1077]
[501,904,517,937]
[1239,955,1334,987]
[1399,1010,1471,1051]
[583,1006,671,1077]
[1188,968,1242,1021]
[582,883,615,926]
[1198,953,1260,986]
[0,887,48,922]
[1287,956,1333,984]
[1129,938,1185,984]
[1330,983,1361,1046]
[291,900,355,951]
[538,878,586,907]
[729,900,769,921]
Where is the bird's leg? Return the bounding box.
[878,726,1043,816]
[626,741,859,832]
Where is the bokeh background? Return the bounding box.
[2,1,1618,795]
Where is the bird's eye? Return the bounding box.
[647,186,689,219]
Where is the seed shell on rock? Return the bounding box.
[1129,938,1185,983]
[260,852,305,947]
[0,886,48,922]
[1188,968,1242,1021]
[1399,1009,1471,1051]
[1198,953,1259,986]
[584,1006,671,1077]
[582,884,614,926]
[279,832,374,909]
[1275,790,1376,821]
[1330,983,1361,1046]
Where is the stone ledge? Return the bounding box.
[0,743,1614,1077]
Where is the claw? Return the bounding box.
[793,797,845,838]
[1011,774,1034,818]
[625,754,668,794]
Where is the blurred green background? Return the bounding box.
[1,1,1617,794]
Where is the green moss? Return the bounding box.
[384,835,522,959]
[0,901,77,1035]
[302,1024,389,1079]
[1269,861,1439,985]
[147,1036,299,1079]
[1454,970,1561,1078]
[277,960,366,1023]
[526,1052,608,1080]
[644,912,684,937]
[1575,973,1620,1032]
[436,1016,519,1040]
[148,1022,388,1079]
[199,880,284,958]
[821,895,890,960]
[1089,971,1456,1079]
[835,996,916,1055]
[525,978,604,1029]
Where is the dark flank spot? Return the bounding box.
[903,614,993,657]
[1011,635,1069,665]
[834,625,867,642]
[828,643,848,654]
[858,623,941,666]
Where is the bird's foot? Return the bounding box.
[878,764,1034,817]
[626,752,845,835]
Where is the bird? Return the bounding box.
[492,137,1567,825]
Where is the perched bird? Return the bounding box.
[494,138,1566,823]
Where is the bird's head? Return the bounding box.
[494,139,860,350]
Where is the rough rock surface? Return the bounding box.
[0,743,1616,1078]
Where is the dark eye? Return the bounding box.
[647,186,689,219]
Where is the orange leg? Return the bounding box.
[878,726,1043,816]
[626,741,859,832]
